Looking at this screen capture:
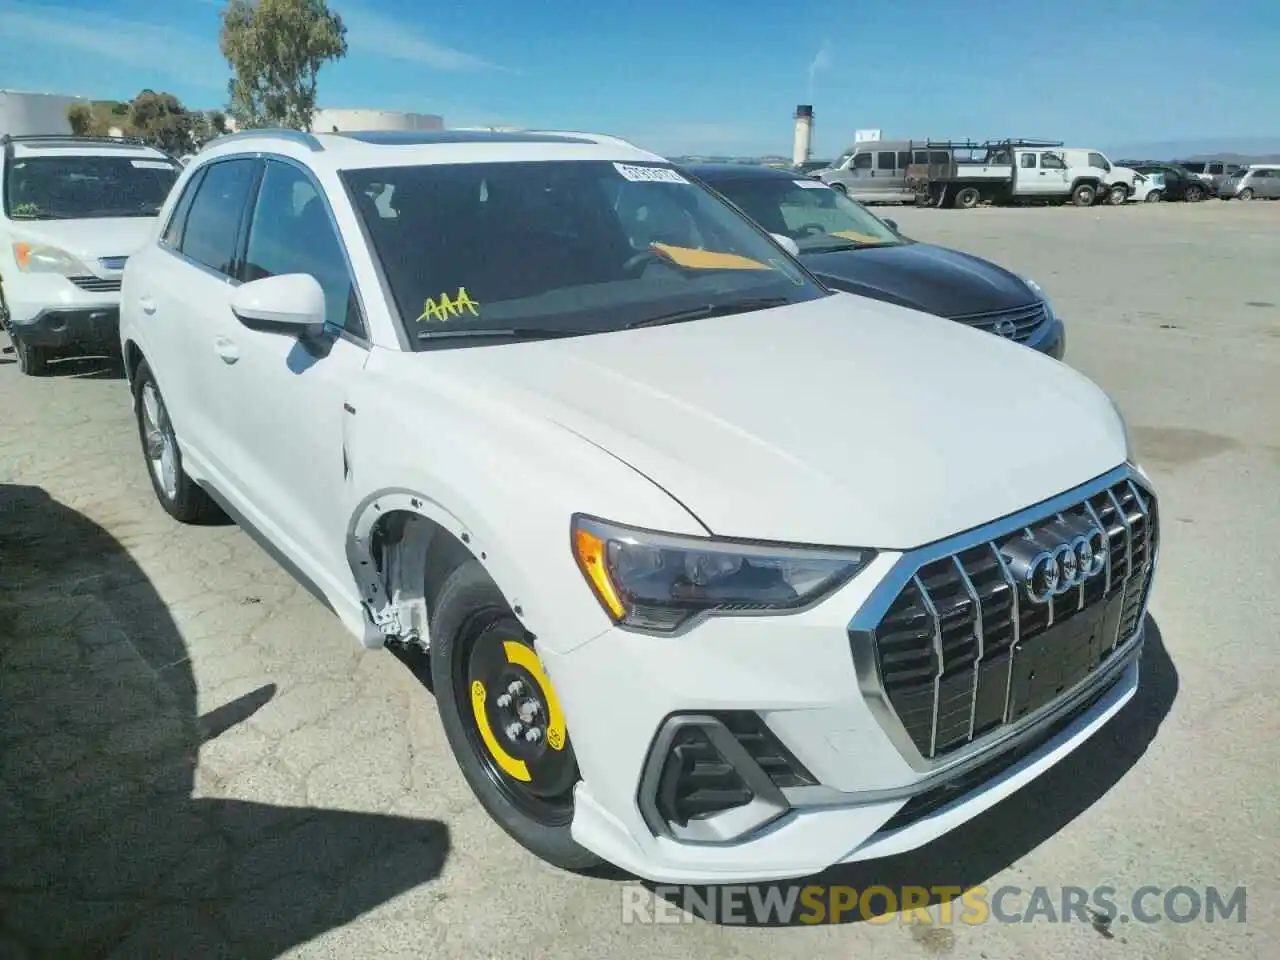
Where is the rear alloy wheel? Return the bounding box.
[1109,184,1128,205]
[954,186,981,209]
[1071,183,1096,206]
[1238,188,1254,201]
[1185,185,1204,202]
[133,361,222,523]
[431,560,601,872]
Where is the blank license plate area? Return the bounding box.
[1007,596,1122,721]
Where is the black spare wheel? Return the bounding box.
[431,559,601,871]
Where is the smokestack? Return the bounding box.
[792,104,814,166]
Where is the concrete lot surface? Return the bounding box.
[2,201,1276,958]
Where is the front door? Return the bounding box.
[207,158,372,587]
[1016,151,1067,195]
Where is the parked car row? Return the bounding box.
[794,139,1277,207]
[4,127,1159,887]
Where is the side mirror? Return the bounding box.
[231,273,327,338]
[770,233,800,257]
[882,218,899,231]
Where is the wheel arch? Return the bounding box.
[345,487,545,651]
[122,338,146,388]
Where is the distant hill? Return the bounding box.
[1105,137,1280,163]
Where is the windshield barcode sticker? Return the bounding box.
[614,163,689,184]
[793,179,830,189]
[131,160,175,170]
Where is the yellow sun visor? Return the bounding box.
[830,230,887,244]
[650,243,772,271]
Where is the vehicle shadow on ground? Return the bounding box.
[653,617,1178,927]
[0,484,450,958]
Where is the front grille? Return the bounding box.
[877,671,1123,834]
[949,302,1046,343]
[68,275,122,293]
[857,477,1157,761]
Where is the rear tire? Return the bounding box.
[955,186,981,209]
[1144,190,1163,203]
[14,339,51,376]
[132,360,222,524]
[430,560,602,873]
[1071,183,1096,207]
[1108,184,1128,205]
[1238,188,1254,201]
[1185,184,1204,202]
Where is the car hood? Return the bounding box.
[7,218,156,273]
[801,241,1036,318]
[427,294,1126,550]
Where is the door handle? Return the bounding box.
[213,336,240,364]
[139,295,157,314]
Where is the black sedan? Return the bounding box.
[1117,162,1211,202]
[683,163,1065,358]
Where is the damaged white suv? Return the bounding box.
[119,128,1159,885]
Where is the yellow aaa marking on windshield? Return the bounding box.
[830,230,889,244]
[649,243,772,271]
[417,286,481,322]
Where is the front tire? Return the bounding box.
[1071,183,1096,206]
[14,339,51,376]
[132,361,222,523]
[1145,190,1163,203]
[1108,184,1128,205]
[430,560,602,873]
[1185,184,1204,202]
[1238,188,1254,201]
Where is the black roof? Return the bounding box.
[680,162,800,180]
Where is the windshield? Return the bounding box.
[4,154,180,220]
[704,175,902,254]
[343,160,826,347]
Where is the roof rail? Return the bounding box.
[200,127,324,153]
[520,129,641,148]
[1,133,154,148]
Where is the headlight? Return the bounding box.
[1021,276,1057,318]
[13,242,90,276]
[570,515,874,632]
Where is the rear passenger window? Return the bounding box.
[243,160,364,337]
[1020,153,1038,169]
[876,152,895,171]
[180,158,259,277]
[897,151,911,169]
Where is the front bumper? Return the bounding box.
[7,304,121,349]
[541,465,1154,885]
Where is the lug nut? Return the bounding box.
[505,722,523,740]
[496,693,512,708]
[507,680,525,696]
[524,728,542,743]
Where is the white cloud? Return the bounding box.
[341,6,511,73]
[806,41,832,99]
[0,1,227,93]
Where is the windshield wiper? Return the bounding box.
[625,296,792,330]
[804,239,883,254]
[417,327,585,342]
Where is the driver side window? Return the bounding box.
[242,160,365,338]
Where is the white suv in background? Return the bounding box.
[119,128,1159,885]
[0,134,181,375]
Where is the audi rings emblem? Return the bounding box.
[1000,522,1107,605]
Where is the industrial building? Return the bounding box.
[310,108,444,134]
[0,89,87,137]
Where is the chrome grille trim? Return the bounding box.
[946,302,1047,343]
[848,464,1159,775]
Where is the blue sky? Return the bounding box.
[1,0,1277,157]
